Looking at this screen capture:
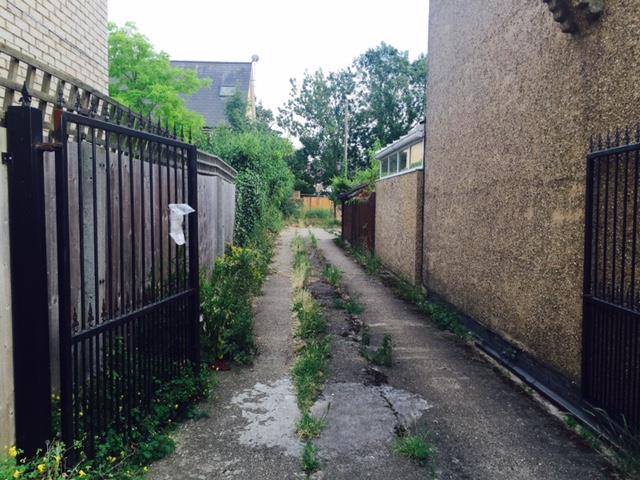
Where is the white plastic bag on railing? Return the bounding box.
[169,203,195,245]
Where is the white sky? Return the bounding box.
[108,0,429,114]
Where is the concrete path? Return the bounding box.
[307,227,615,480]
[148,228,302,480]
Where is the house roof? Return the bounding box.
[170,60,253,128]
[375,121,425,159]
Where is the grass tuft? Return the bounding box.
[302,441,321,473]
[334,297,364,315]
[296,411,327,441]
[322,264,343,287]
[361,333,393,367]
[394,435,435,464]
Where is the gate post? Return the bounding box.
[5,102,52,455]
[187,146,201,373]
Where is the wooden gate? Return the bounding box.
[341,185,375,251]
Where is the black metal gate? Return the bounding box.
[54,108,200,454]
[583,131,640,429]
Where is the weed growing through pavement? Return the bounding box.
[297,411,328,441]
[302,441,321,473]
[334,297,364,315]
[361,333,393,367]
[333,238,469,340]
[394,435,435,464]
[291,233,330,474]
[323,264,343,287]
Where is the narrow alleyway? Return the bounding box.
[149,227,615,479]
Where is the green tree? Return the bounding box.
[108,22,209,134]
[278,43,426,186]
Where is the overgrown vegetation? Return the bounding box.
[334,238,469,340]
[295,208,340,229]
[1,368,213,480]
[291,235,332,476]
[199,97,294,249]
[200,246,270,365]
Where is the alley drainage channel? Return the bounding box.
[231,231,431,479]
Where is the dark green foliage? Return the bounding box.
[201,246,269,364]
[200,125,294,248]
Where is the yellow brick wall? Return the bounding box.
[0,0,108,91]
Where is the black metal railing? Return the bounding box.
[583,129,640,430]
[54,107,200,455]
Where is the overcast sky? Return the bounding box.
[108,0,429,114]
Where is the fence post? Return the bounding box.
[5,103,52,455]
[187,146,201,373]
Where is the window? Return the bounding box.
[388,153,398,174]
[399,150,408,171]
[381,157,388,176]
[410,141,424,168]
[219,86,237,97]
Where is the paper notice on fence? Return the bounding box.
[169,203,195,245]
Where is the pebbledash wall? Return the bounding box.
[0,0,109,92]
[424,0,640,382]
[375,170,424,285]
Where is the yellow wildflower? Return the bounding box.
[143,466,149,473]
[78,470,87,477]
[37,463,46,474]
[13,470,21,479]
[8,446,17,458]
[107,455,117,463]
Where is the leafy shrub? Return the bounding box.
[201,246,268,364]
[200,125,294,248]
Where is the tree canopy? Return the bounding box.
[278,43,427,186]
[108,22,209,133]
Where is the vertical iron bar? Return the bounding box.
[140,138,146,305]
[167,143,173,294]
[55,113,74,458]
[187,146,201,372]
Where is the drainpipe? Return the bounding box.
[418,119,426,289]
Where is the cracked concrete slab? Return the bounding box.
[311,382,431,458]
[230,377,302,456]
